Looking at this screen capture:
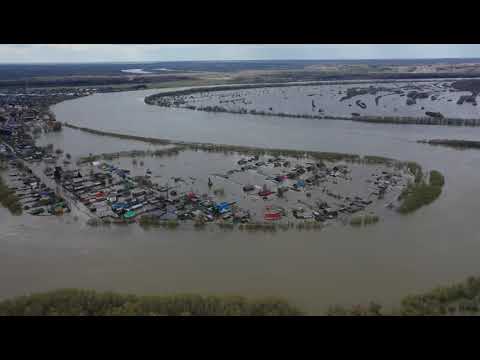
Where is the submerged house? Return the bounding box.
[215,202,231,214]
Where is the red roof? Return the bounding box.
[264,211,281,221]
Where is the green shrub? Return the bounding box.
[0,175,23,215]
[398,183,442,214]
[350,216,363,226]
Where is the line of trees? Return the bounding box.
[327,275,480,316]
[0,174,22,215]
[0,289,302,316]
[5,274,480,315]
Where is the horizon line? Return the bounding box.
[1,57,480,65]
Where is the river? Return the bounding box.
[2,86,480,314]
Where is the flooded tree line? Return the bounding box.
[2,273,480,315]
[145,82,480,127]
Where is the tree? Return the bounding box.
[52,122,62,132]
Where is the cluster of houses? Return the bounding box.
[216,154,404,223]
[55,162,252,224]
[5,160,69,216]
[1,128,59,163]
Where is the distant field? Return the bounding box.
[2,59,480,88]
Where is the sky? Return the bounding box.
[1,44,480,63]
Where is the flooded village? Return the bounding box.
[6,55,480,314]
[0,87,419,231]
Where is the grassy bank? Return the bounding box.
[0,174,22,215]
[397,170,445,214]
[0,289,302,316]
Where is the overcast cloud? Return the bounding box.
[0,44,480,63]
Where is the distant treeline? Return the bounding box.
[0,289,302,316]
[5,274,480,315]
[0,75,194,89]
[352,116,480,126]
[238,72,480,84]
[418,139,480,149]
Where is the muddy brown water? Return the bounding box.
[2,84,480,314]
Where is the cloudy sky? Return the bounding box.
[1,44,480,63]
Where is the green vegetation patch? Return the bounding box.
[419,139,480,150]
[0,174,23,215]
[327,275,480,316]
[0,289,302,316]
[429,170,445,187]
[350,214,379,227]
[397,170,445,214]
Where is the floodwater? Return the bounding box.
[35,126,170,160]
[174,81,480,119]
[2,85,480,314]
[82,151,405,223]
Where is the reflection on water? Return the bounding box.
[2,88,480,314]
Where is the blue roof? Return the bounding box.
[296,180,306,187]
[112,202,128,210]
[216,202,231,213]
